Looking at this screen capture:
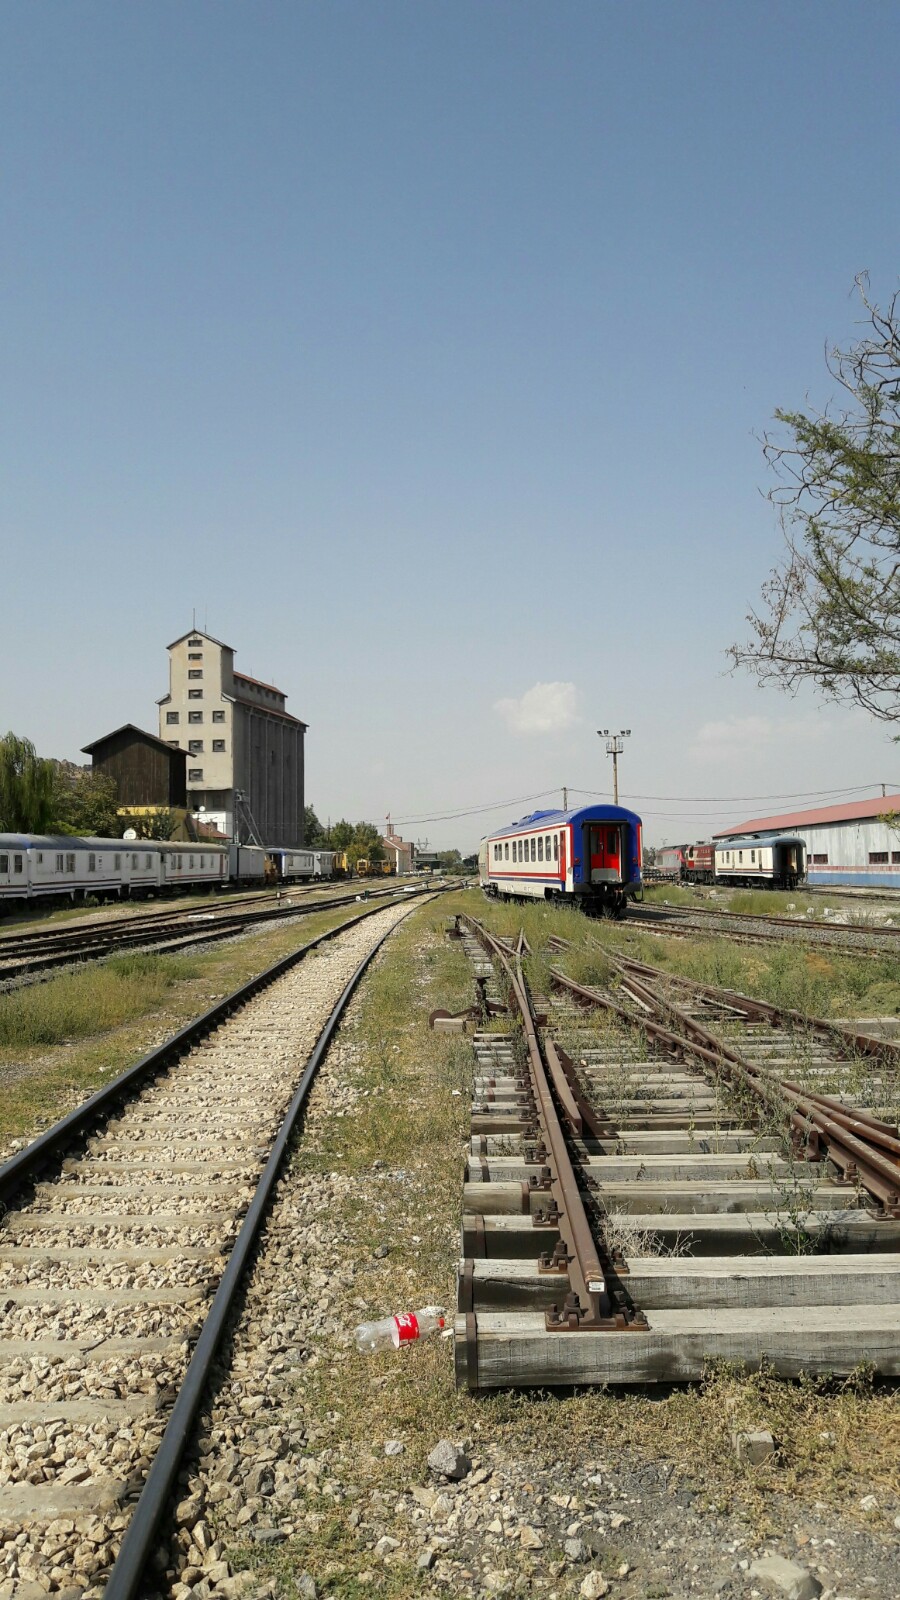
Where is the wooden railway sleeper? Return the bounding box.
[460,915,649,1334]
[549,963,900,1218]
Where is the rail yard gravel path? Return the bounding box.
[156,917,899,1600]
[0,901,416,1600]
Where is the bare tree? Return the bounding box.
[730,276,900,726]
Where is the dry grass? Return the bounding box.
[225,892,899,1600]
[0,899,403,1152]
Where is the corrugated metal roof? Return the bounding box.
[714,793,900,838]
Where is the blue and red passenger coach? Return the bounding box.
[478,803,643,918]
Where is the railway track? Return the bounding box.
[0,889,438,1599]
[0,882,410,988]
[453,914,900,1389]
[631,898,900,960]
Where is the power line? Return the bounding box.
[570,782,898,804]
[371,782,900,833]
[387,789,560,827]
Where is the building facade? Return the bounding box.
[715,793,900,888]
[158,630,306,846]
[381,831,415,874]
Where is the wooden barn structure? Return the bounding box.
[82,724,188,810]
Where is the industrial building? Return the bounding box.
[158,630,306,846]
[715,793,900,888]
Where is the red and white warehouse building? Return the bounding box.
[715,794,900,889]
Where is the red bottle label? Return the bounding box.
[394,1313,420,1343]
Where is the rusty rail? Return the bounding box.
[460,914,645,1332]
[548,958,900,1217]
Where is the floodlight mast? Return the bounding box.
[597,728,631,806]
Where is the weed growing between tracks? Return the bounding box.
[226,894,898,1600]
[0,900,401,1156]
[0,952,202,1048]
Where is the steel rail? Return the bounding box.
[549,962,900,1215]
[642,898,900,940]
[460,914,644,1331]
[612,948,900,1070]
[0,888,438,1205]
[0,884,409,986]
[103,898,427,1600]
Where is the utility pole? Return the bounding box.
[598,728,631,806]
[562,786,568,811]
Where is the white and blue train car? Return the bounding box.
[0,834,148,904]
[268,848,316,883]
[160,843,229,890]
[714,835,806,890]
[478,804,643,918]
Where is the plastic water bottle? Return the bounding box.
[354,1305,447,1353]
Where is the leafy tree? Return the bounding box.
[435,848,464,873]
[303,805,326,847]
[51,763,121,837]
[320,818,384,863]
[349,821,384,866]
[130,809,178,840]
[730,277,900,725]
[325,818,354,851]
[0,733,56,833]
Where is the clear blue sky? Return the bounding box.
[3,2,899,849]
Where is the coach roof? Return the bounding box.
[486,803,641,838]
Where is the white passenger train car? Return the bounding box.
[713,835,806,889]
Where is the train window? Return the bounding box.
[200,855,205,867]
[751,850,756,863]
[56,854,63,871]
[893,852,900,864]
[145,853,152,867]
[531,838,536,861]
[36,852,43,863]
[188,689,203,699]
[504,842,509,859]
[189,711,203,723]
[553,834,558,861]
[869,851,889,864]
[66,854,75,872]
[188,670,203,679]
[212,710,225,722]
[537,837,543,861]
[608,830,616,851]
[545,835,551,857]
[14,855,22,873]
[812,853,829,864]
[0,855,7,872]
[88,854,96,872]
[213,740,225,752]
[114,854,121,869]
[738,851,743,863]
[516,840,522,861]
[166,711,179,724]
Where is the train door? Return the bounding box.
[587,824,622,884]
[559,830,567,888]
